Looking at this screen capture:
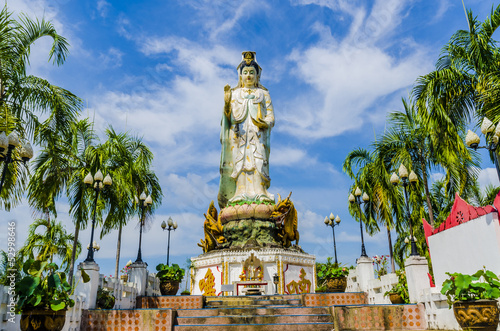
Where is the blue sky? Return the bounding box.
[1,0,499,282]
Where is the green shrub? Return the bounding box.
[155,263,185,282]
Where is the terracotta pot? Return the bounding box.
[160,280,180,295]
[20,309,66,331]
[120,275,128,282]
[325,276,347,293]
[389,293,404,304]
[453,300,500,331]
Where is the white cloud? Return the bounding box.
[432,0,451,22]
[271,146,309,166]
[97,0,111,18]
[182,0,270,41]
[478,167,499,189]
[98,48,124,68]
[278,0,432,139]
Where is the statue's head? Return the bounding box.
[237,51,262,88]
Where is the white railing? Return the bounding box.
[145,273,161,297]
[0,284,18,331]
[346,267,398,304]
[99,275,138,309]
[0,273,145,331]
[62,295,84,331]
[366,273,398,304]
[346,268,360,292]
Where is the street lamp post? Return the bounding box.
[135,192,153,264]
[390,164,419,256]
[348,187,369,257]
[161,217,178,266]
[466,117,500,181]
[324,213,341,264]
[0,131,33,194]
[83,170,112,263]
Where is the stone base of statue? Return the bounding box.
[220,203,282,249]
[190,248,316,296]
[194,195,312,296]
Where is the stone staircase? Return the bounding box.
[81,292,426,331]
[174,306,334,330]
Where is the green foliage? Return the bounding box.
[17,219,79,272]
[441,268,500,308]
[180,290,190,295]
[384,269,409,303]
[96,287,115,309]
[15,259,89,313]
[155,263,185,282]
[316,257,350,286]
[0,5,82,210]
[0,250,22,285]
[227,199,274,206]
[315,286,327,293]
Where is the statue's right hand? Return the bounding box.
[224,84,231,103]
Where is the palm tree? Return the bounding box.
[378,99,479,227]
[0,6,81,209]
[413,5,500,133]
[343,148,401,272]
[17,218,79,271]
[99,127,162,278]
[28,119,99,284]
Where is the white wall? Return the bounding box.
[428,212,500,287]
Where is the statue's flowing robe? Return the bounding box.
[218,86,274,208]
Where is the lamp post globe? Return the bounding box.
[135,192,152,264]
[391,164,419,257]
[84,170,111,263]
[0,131,33,194]
[349,187,369,258]
[162,216,178,266]
[325,213,341,264]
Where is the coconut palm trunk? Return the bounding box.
[68,221,80,286]
[115,223,123,279]
[421,161,435,227]
[386,226,395,273]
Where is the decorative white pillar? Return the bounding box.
[356,256,374,292]
[129,262,148,296]
[74,261,100,309]
[405,255,430,303]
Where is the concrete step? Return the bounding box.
[176,313,332,325]
[176,306,330,317]
[174,306,334,331]
[173,322,334,331]
[204,294,303,308]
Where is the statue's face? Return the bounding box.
[241,66,257,88]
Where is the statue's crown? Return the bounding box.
[242,51,255,65]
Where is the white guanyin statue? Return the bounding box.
[218,51,275,208]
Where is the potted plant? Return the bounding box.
[120,260,132,282]
[373,255,389,278]
[16,259,89,331]
[316,257,350,292]
[156,263,185,295]
[384,270,409,304]
[441,268,500,331]
[96,287,115,309]
[181,290,190,296]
